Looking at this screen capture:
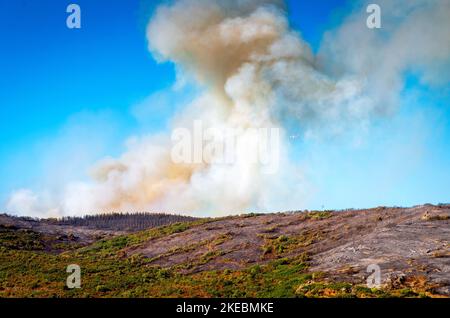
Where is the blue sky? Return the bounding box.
[0,0,449,214]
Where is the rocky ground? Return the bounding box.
[124,204,450,295]
[1,204,449,297]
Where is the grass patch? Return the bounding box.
[306,211,333,220]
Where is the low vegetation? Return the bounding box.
[0,218,441,298]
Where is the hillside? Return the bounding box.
[0,213,197,251]
[0,205,449,298]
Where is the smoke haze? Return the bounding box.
[6,0,450,217]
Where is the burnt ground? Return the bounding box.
[124,205,450,295]
[0,214,125,250]
[1,205,449,295]
[0,212,195,247]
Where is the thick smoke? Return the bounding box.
[6,0,450,217]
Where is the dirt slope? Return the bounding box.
[125,205,449,294]
[1,204,448,296]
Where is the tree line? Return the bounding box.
[47,212,198,232]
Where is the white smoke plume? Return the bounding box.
[319,0,450,116]
[6,0,450,217]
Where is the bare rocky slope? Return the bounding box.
[1,204,449,296]
[124,204,450,295]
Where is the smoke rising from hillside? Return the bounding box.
[6,0,450,217]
